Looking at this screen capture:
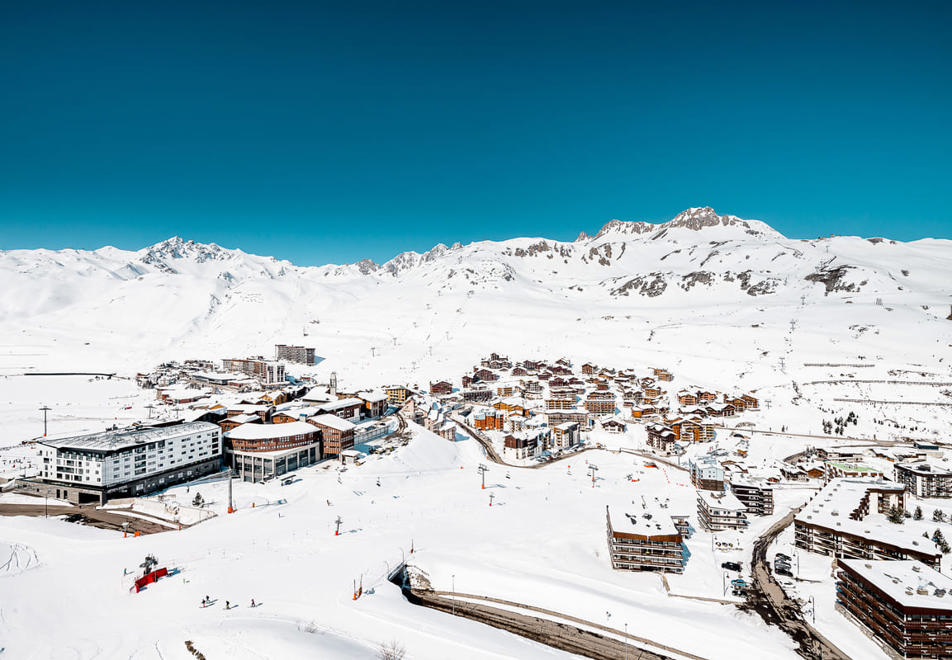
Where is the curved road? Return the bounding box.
[409,586,704,660]
[746,509,850,660]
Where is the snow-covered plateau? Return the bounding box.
[1,207,951,659]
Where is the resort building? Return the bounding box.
[837,559,952,660]
[606,505,689,573]
[385,386,411,406]
[35,422,222,504]
[274,344,317,364]
[225,421,321,483]
[551,422,580,449]
[794,478,942,568]
[503,432,542,461]
[895,462,952,499]
[730,478,775,516]
[689,455,726,491]
[697,489,749,531]
[308,414,356,458]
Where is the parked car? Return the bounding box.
[776,567,793,577]
[775,553,791,562]
[721,562,742,571]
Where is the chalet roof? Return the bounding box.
[226,413,261,424]
[840,559,952,611]
[225,421,317,440]
[309,414,357,432]
[357,390,388,403]
[319,397,363,411]
[301,387,334,403]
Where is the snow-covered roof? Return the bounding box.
[227,403,270,414]
[608,504,683,538]
[795,478,933,556]
[896,462,952,477]
[841,559,952,611]
[227,413,260,424]
[319,397,363,411]
[275,405,324,418]
[697,489,746,512]
[225,421,317,440]
[310,414,357,432]
[302,387,334,402]
[41,421,219,452]
[357,390,388,403]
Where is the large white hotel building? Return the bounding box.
[34,422,222,504]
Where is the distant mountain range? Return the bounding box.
[2,207,950,378]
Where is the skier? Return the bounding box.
[251,598,255,608]
[225,600,230,610]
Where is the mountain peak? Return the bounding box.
[140,236,230,266]
[592,207,784,240]
[593,218,655,239]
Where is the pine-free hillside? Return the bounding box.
[1,207,950,380]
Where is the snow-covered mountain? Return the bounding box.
[2,207,950,385]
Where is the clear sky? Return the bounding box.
[1,1,950,265]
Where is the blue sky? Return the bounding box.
[1,1,950,265]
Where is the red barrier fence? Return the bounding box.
[133,567,168,593]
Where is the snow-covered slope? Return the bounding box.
[1,207,950,386]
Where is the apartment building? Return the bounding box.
[274,344,317,364]
[222,357,286,385]
[794,478,941,568]
[730,478,775,516]
[689,455,725,491]
[697,489,749,531]
[606,505,689,573]
[36,422,221,504]
[895,462,952,498]
[837,559,952,660]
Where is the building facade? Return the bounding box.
[730,479,775,516]
[697,490,749,531]
[837,559,952,660]
[274,344,317,364]
[895,462,952,498]
[606,505,688,573]
[794,478,942,568]
[36,422,222,504]
[689,455,725,491]
[225,420,321,483]
[308,414,356,458]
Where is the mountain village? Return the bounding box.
[3,334,952,660]
[1,208,951,660]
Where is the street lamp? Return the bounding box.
[624,622,629,660]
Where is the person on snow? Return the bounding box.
[225,600,230,610]
[251,598,255,608]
